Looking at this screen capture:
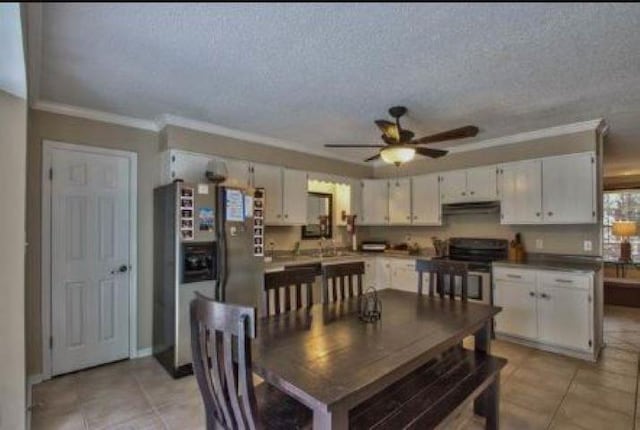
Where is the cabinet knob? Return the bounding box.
[529,291,536,297]
[470,191,475,195]
[277,214,281,218]
[541,293,550,299]
[406,216,411,220]
[461,192,466,196]
[547,211,553,216]
[536,212,541,217]
[413,216,418,220]
[284,214,288,218]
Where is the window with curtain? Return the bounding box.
[603,190,640,260]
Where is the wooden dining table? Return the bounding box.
[252,289,501,430]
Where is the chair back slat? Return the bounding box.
[264,267,317,316]
[415,259,470,302]
[322,262,365,303]
[190,293,262,430]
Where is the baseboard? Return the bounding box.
[27,374,45,386]
[495,333,596,362]
[135,347,152,358]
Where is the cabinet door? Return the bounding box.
[390,260,418,292]
[494,279,538,339]
[223,159,251,188]
[282,169,308,225]
[542,152,596,224]
[350,179,363,221]
[375,258,392,290]
[500,160,542,224]
[334,182,351,226]
[411,174,441,225]
[361,179,389,225]
[364,259,376,290]
[252,163,283,225]
[171,150,211,183]
[466,166,498,201]
[439,170,468,204]
[537,279,591,351]
[388,178,412,224]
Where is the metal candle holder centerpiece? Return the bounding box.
[358,287,382,323]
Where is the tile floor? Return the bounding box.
[31,305,640,430]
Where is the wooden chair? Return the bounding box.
[263,267,317,316]
[416,259,469,301]
[321,261,365,304]
[190,293,312,430]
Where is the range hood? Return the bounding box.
[442,201,501,215]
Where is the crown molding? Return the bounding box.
[156,113,351,162]
[444,118,605,155]
[32,100,605,165]
[33,100,159,131]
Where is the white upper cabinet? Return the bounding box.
[361,179,389,225]
[223,159,251,188]
[411,174,441,225]
[388,178,412,225]
[440,167,498,203]
[542,152,596,224]
[439,170,467,203]
[500,159,543,224]
[466,166,499,201]
[282,169,308,225]
[252,163,283,225]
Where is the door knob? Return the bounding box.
[111,265,130,275]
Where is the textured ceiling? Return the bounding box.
[35,3,640,174]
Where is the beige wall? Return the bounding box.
[0,91,27,430]
[26,112,371,376]
[163,125,372,178]
[26,110,158,375]
[359,214,601,257]
[374,130,597,178]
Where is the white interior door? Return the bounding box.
[50,146,132,376]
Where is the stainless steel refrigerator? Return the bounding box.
[153,181,263,377]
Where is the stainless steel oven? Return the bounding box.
[440,270,492,305]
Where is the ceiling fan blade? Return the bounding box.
[416,147,448,159]
[324,144,386,148]
[413,125,479,145]
[364,153,381,162]
[374,120,400,141]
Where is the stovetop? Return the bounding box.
[436,237,509,273]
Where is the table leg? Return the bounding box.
[313,407,348,430]
[484,375,500,430]
[473,320,492,416]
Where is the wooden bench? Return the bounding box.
[604,277,640,307]
[349,347,507,430]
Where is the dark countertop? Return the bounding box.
[492,254,602,274]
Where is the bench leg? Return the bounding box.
[473,374,500,430]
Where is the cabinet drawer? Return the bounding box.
[538,271,591,290]
[493,267,536,284]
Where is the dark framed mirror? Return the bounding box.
[302,192,333,239]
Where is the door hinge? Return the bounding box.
[49,336,53,349]
[588,295,592,303]
[591,157,595,164]
[588,339,592,347]
[49,168,53,180]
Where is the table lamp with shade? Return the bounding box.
[612,221,637,262]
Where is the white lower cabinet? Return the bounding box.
[494,275,538,340]
[389,260,418,292]
[375,258,392,290]
[537,272,592,351]
[493,267,594,355]
[364,259,376,290]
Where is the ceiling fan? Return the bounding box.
[325,106,479,166]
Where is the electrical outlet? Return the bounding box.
[584,240,593,252]
[535,239,543,249]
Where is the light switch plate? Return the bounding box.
[536,239,543,249]
[584,240,593,252]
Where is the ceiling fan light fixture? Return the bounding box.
[380,145,416,166]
